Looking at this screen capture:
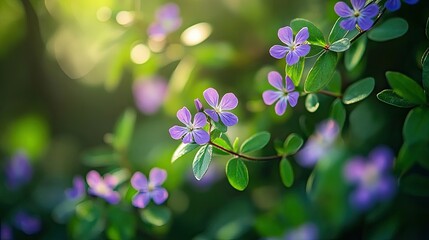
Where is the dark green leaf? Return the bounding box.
[386,71,426,104]
[401,174,429,197]
[368,18,408,42]
[403,107,429,144]
[377,90,416,108]
[330,99,346,129]
[396,142,429,175]
[140,205,171,227]
[71,200,104,240]
[113,108,136,152]
[290,18,326,46]
[279,158,294,187]
[328,38,350,52]
[240,131,271,153]
[172,143,199,163]
[345,36,367,71]
[329,18,348,44]
[285,57,304,86]
[107,206,136,240]
[193,144,213,180]
[343,77,375,105]
[423,49,429,93]
[324,71,342,95]
[226,158,249,191]
[283,133,304,155]
[305,93,319,112]
[304,51,338,92]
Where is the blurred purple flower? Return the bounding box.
[148,3,182,39]
[131,168,168,208]
[385,0,419,11]
[262,71,299,116]
[86,170,120,204]
[5,151,32,189]
[344,147,396,210]
[188,164,222,190]
[334,0,379,31]
[269,26,310,65]
[296,120,339,167]
[65,176,85,200]
[194,98,204,112]
[284,223,319,240]
[133,77,168,115]
[1,224,12,240]
[14,212,41,235]
[169,107,210,145]
[203,88,239,127]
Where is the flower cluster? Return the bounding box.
[131,168,168,208]
[86,171,121,204]
[262,71,299,116]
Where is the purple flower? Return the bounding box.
[269,26,310,65]
[203,88,239,127]
[296,120,339,167]
[131,168,168,208]
[284,223,318,240]
[194,98,204,112]
[1,224,12,240]
[133,77,168,115]
[148,3,182,39]
[5,151,32,189]
[262,71,299,116]
[14,212,41,235]
[169,107,210,145]
[385,0,419,11]
[65,176,85,200]
[334,0,379,31]
[344,147,396,210]
[86,170,120,204]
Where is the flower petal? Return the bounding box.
[219,112,238,127]
[385,0,401,11]
[340,18,357,31]
[262,90,282,105]
[357,16,374,31]
[132,193,150,208]
[275,97,288,115]
[294,27,309,45]
[149,168,167,186]
[286,51,300,65]
[287,91,300,107]
[269,45,289,59]
[361,4,379,18]
[151,187,169,204]
[104,174,119,188]
[192,129,210,145]
[131,172,148,190]
[350,187,372,209]
[177,107,192,125]
[369,147,393,171]
[344,157,366,183]
[278,26,294,45]
[219,93,238,110]
[193,112,207,128]
[203,88,219,108]
[169,126,188,140]
[182,132,193,143]
[268,71,284,90]
[86,171,102,188]
[334,2,353,17]
[375,176,396,200]
[105,191,120,204]
[205,109,219,122]
[285,76,295,92]
[351,0,365,10]
[295,44,311,58]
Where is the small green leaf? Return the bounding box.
[305,93,319,112]
[403,107,429,144]
[240,132,271,153]
[330,99,346,129]
[212,136,232,156]
[113,109,136,152]
[279,158,294,187]
[283,133,304,155]
[304,51,338,92]
[212,119,227,133]
[376,90,416,108]
[285,57,305,86]
[290,18,326,46]
[172,143,199,163]
[193,144,213,180]
[329,18,348,44]
[328,38,350,52]
[140,206,171,227]
[345,36,367,71]
[226,158,249,191]
[324,71,342,95]
[368,18,408,42]
[343,77,375,104]
[423,49,429,93]
[386,71,426,104]
[233,137,240,152]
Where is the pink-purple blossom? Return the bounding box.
[14,211,41,235]
[334,0,379,31]
[269,26,310,65]
[169,107,210,145]
[65,176,85,200]
[86,170,120,204]
[1,224,12,240]
[385,0,419,11]
[5,151,32,190]
[262,71,299,116]
[203,88,239,127]
[131,168,168,208]
[133,77,168,115]
[148,3,182,39]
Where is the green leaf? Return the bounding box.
[212,119,227,133]
[107,206,136,240]
[425,17,429,40]
[112,108,136,152]
[343,77,375,105]
[324,71,342,95]
[226,158,249,191]
[82,148,120,167]
[328,38,350,52]
[285,57,305,86]
[330,99,346,129]
[290,18,326,46]
[304,51,338,92]
[233,137,240,152]
[386,71,426,104]
[193,144,213,180]
[305,93,319,112]
[71,200,104,240]
[400,174,429,197]
[212,135,232,156]
[423,49,429,93]
[403,107,429,144]
[329,18,348,44]
[283,133,304,155]
[345,35,367,71]
[376,90,416,108]
[172,143,199,163]
[279,158,294,187]
[396,142,429,175]
[368,18,408,42]
[140,205,171,227]
[240,131,270,153]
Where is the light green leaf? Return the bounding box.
[386,71,426,104]
[304,51,338,92]
[376,90,416,108]
[368,18,408,42]
[305,93,319,112]
[240,132,271,153]
[330,99,346,129]
[140,206,171,227]
[283,133,304,155]
[226,158,249,191]
[233,137,240,152]
[328,38,350,52]
[193,144,213,180]
[172,143,199,163]
[285,57,305,86]
[290,18,326,46]
[343,77,375,104]
[279,158,294,187]
[403,107,429,144]
[423,49,429,93]
[212,135,232,156]
[112,108,136,152]
[345,36,367,71]
[329,18,348,44]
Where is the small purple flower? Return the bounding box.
[14,212,41,235]
[284,223,319,240]
[86,170,120,204]
[5,151,32,189]
[131,168,168,208]
[269,26,310,65]
[148,3,182,39]
[344,147,396,210]
[194,98,204,112]
[65,176,85,200]
[262,71,299,116]
[334,0,379,31]
[1,223,12,240]
[296,120,339,167]
[133,77,168,115]
[169,107,210,145]
[385,0,419,11]
[203,88,239,127]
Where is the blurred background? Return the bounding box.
[1,0,429,239]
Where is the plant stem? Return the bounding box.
[350,7,386,44]
[318,90,342,98]
[209,140,282,162]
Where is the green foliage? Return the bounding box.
[140,206,171,227]
[113,109,136,152]
[386,72,426,105]
[290,18,326,46]
[304,51,338,92]
[212,119,228,133]
[226,158,249,191]
[325,71,342,95]
[377,90,416,108]
[70,200,105,240]
[283,133,304,155]
[305,93,320,112]
[171,143,199,163]
[107,206,136,240]
[330,98,346,129]
[423,50,429,93]
[329,18,348,44]
[396,142,429,175]
[403,107,429,144]
[82,148,120,167]
[368,18,409,42]
[328,38,350,52]
[240,132,271,153]
[345,36,367,71]
[193,144,213,180]
[286,57,305,86]
[279,158,294,187]
[342,77,375,105]
[212,134,233,155]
